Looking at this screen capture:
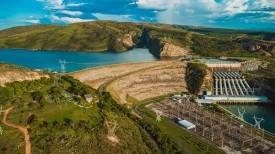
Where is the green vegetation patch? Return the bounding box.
[185,62,208,94]
[0,72,156,153]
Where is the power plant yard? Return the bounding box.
[147,98,275,154]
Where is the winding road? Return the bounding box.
[2,107,31,154]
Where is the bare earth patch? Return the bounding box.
[107,136,120,144]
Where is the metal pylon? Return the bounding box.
[0,106,4,116]
[238,108,246,121]
[106,121,117,138]
[253,115,264,129]
[0,126,2,134]
[59,60,66,76]
[155,109,163,122]
[186,95,191,103]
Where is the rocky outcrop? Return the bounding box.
[118,31,137,49]
[147,38,189,57]
[0,71,48,87]
[237,38,275,56]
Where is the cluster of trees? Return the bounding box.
[0,77,52,102]
[62,76,96,97]
[185,62,207,94]
[191,35,244,57]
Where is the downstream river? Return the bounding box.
[220,104,275,134]
[0,48,159,72]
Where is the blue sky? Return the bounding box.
[0,0,275,30]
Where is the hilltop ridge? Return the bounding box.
[0,20,275,59]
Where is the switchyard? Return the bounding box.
[148,98,275,154]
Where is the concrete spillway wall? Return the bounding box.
[207,63,241,68]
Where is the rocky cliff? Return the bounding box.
[147,38,189,57]
[0,63,49,87]
[118,31,137,49]
[237,38,275,56]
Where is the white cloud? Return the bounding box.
[50,14,93,23]
[37,0,64,9]
[223,0,248,15]
[37,0,87,9]
[135,0,275,26]
[20,19,40,24]
[93,13,137,22]
[136,0,184,10]
[60,10,83,16]
[67,3,87,7]
[267,0,275,7]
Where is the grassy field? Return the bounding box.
[138,102,224,154]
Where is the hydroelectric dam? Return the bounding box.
[199,58,268,103]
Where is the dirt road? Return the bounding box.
[2,107,31,154]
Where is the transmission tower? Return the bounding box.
[155,109,163,122]
[106,121,118,138]
[253,115,264,129]
[0,106,4,116]
[238,108,246,121]
[59,60,66,77]
[186,95,191,103]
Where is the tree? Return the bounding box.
[185,62,207,94]
[27,114,37,124]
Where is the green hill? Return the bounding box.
[0,71,159,153]
[1,21,275,69]
[0,20,274,54]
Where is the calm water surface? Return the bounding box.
[220,104,275,134]
[0,48,159,72]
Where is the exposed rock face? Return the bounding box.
[238,38,275,56]
[0,71,48,87]
[118,31,137,49]
[147,38,189,57]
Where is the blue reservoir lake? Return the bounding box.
[220,104,275,134]
[0,48,158,72]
